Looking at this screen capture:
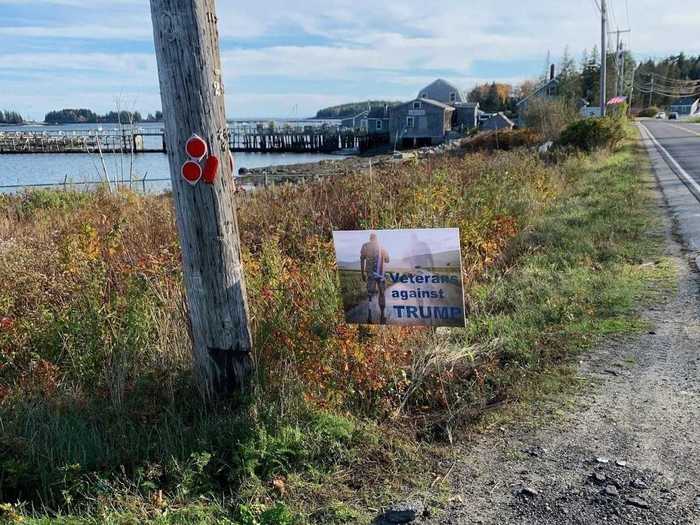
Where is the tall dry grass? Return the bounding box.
[0,151,564,510]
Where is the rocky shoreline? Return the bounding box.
[236,137,470,186]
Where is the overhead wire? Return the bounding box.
[608,0,618,37]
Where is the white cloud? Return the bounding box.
[2,0,700,117]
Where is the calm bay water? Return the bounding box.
[0,122,343,193]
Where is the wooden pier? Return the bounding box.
[0,126,388,155]
[0,130,164,154]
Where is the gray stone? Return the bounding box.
[625,497,651,509]
[518,487,539,498]
[596,457,610,464]
[523,446,547,458]
[380,501,424,524]
[608,477,623,489]
[615,460,627,467]
[604,485,620,497]
[631,478,648,490]
[592,472,608,485]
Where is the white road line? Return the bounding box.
[639,122,700,197]
[666,122,700,137]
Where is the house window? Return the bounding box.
[407,116,415,128]
[450,92,457,103]
[421,93,427,98]
[376,120,382,130]
[413,101,422,110]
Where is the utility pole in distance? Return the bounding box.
[608,28,631,96]
[600,0,607,116]
[150,0,253,396]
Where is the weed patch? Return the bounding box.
[0,134,671,522]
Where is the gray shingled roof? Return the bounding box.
[485,112,515,126]
[400,98,454,111]
[516,78,559,106]
[367,106,390,119]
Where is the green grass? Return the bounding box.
[0,128,675,523]
[688,116,700,123]
[462,139,674,430]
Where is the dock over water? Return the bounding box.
[0,123,389,155]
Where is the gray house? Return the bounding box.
[389,98,455,148]
[366,105,391,134]
[452,102,480,130]
[516,66,559,126]
[416,79,480,130]
[418,79,467,105]
[340,111,369,130]
[482,112,515,131]
[669,96,700,116]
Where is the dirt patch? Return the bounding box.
[419,185,700,524]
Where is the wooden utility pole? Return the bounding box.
[600,0,607,116]
[150,0,253,396]
[608,28,631,97]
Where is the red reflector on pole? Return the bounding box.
[181,160,202,185]
[202,155,219,184]
[185,134,208,160]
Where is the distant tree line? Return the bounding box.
[473,50,700,116]
[315,101,400,120]
[145,111,163,122]
[0,110,24,124]
[636,53,700,108]
[43,108,163,125]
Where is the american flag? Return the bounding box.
[607,96,627,105]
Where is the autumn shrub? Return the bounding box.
[461,129,543,152]
[0,150,565,514]
[0,152,564,415]
[523,97,579,140]
[557,116,627,152]
[637,106,660,118]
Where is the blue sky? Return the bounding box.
[2,0,699,120]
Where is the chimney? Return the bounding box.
[550,64,555,81]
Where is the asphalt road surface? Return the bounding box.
[639,119,700,253]
[640,120,700,197]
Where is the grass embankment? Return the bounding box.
[0,132,672,523]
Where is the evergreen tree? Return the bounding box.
[558,47,580,101]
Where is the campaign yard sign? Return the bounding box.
[332,228,466,327]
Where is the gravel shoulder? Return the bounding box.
[421,154,700,524]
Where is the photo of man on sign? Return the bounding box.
[332,228,466,327]
[360,233,390,324]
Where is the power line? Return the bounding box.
[649,73,700,85]
[608,0,618,36]
[634,80,700,98]
[624,0,632,52]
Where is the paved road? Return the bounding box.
[640,120,700,190]
[639,119,700,253]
